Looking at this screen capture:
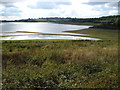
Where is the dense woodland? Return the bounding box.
[2,15,120,29]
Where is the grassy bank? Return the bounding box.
[64,28,119,40]
[2,40,118,88]
[58,22,98,26]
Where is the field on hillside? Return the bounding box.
[2,40,118,88]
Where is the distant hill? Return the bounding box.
[91,15,120,29]
[2,15,120,29]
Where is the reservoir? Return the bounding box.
[0,22,100,40]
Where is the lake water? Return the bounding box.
[0,22,100,40]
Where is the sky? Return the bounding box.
[0,0,119,20]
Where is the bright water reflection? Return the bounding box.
[0,22,100,40]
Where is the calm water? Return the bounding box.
[0,22,100,40]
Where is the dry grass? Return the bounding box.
[2,40,119,88]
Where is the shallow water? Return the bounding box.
[0,22,100,40]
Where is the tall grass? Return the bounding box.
[2,40,118,88]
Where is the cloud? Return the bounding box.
[0,0,119,20]
[2,7,22,16]
[82,2,118,17]
[107,2,118,8]
[0,0,22,18]
[83,2,118,8]
[83,0,119,2]
[0,2,16,8]
[0,0,25,3]
[28,2,56,9]
[83,2,108,5]
[28,1,71,9]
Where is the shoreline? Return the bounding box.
[63,28,119,40]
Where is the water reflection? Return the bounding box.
[0,22,100,40]
[1,34,100,40]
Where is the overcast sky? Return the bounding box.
[0,0,119,20]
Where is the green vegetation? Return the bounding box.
[2,40,119,88]
[93,16,120,29]
[64,28,119,40]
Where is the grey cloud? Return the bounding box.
[55,2,71,5]
[91,2,118,11]
[0,0,22,8]
[83,2,118,8]
[28,1,71,9]
[1,2,17,8]
[0,0,24,3]
[83,2,108,5]
[90,2,118,16]
[83,2,118,12]
[2,7,22,16]
[0,1,22,17]
[28,2,56,9]
[107,2,118,8]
